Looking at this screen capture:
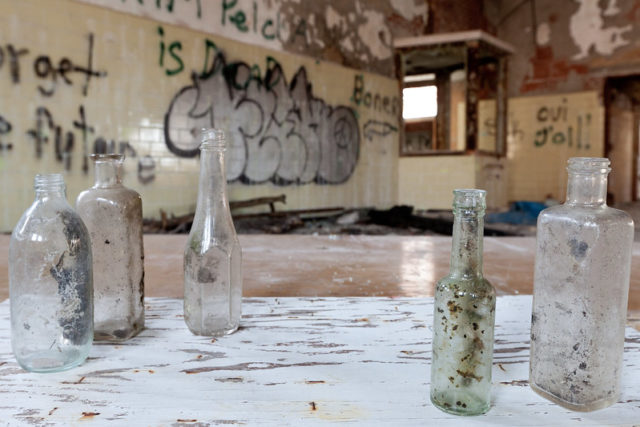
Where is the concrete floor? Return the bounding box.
[1,234,639,330]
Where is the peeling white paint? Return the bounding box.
[341,36,354,53]
[536,22,551,46]
[603,0,621,16]
[570,0,631,60]
[325,5,345,32]
[1,297,640,424]
[357,9,392,60]
[390,0,428,23]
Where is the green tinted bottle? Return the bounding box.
[430,189,495,415]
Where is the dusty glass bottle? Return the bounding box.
[184,129,242,336]
[530,157,633,411]
[9,174,93,372]
[76,154,145,341]
[430,189,496,416]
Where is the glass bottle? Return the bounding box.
[530,157,633,411]
[76,154,145,341]
[184,129,242,336]
[430,189,495,416]
[9,174,93,372]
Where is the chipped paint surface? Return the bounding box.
[357,9,393,60]
[570,0,631,60]
[491,0,640,96]
[390,0,428,22]
[536,22,551,46]
[0,296,639,424]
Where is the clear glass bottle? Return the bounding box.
[9,174,93,372]
[530,157,633,411]
[76,154,145,341]
[431,189,496,416]
[184,129,242,336]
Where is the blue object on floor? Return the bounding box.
[486,201,547,226]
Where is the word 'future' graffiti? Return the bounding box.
[163,42,360,185]
[533,98,591,149]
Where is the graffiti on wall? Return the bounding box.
[532,98,591,149]
[480,96,595,151]
[0,34,157,182]
[162,34,360,185]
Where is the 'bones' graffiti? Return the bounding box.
[164,53,360,185]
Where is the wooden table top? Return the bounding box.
[1,234,639,327]
[1,296,639,425]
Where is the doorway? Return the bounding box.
[605,76,640,204]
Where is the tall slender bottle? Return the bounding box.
[530,157,633,411]
[184,129,242,336]
[10,174,93,372]
[431,189,495,415]
[76,154,145,341]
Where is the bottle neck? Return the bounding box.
[195,148,229,217]
[34,174,66,200]
[565,172,608,206]
[35,188,66,200]
[450,210,484,278]
[93,160,123,188]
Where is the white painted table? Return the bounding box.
[0,296,639,426]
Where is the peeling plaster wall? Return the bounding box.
[75,0,429,78]
[0,0,402,231]
[487,0,640,97]
[481,0,640,203]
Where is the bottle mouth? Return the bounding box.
[90,153,124,163]
[452,189,486,211]
[34,173,65,191]
[199,128,226,150]
[567,157,610,174]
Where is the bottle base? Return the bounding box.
[94,323,144,342]
[16,348,89,373]
[530,382,618,412]
[430,392,490,416]
[187,323,239,337]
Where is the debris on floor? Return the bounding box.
[144,199,537,236]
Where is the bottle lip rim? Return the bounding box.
[199,128,226,150]
[34,173,65,189]
[567,157,611,173]
[452,188,487,210]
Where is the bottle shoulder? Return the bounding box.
[184,234,241,257]
[76,186,143,214]
[11,201,90,250]
[538,204,633,228]
[436,275,495,298]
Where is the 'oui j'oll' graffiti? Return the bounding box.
[160,29,361,185]
[533,99,592,150]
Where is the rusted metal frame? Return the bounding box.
[396,50,408,158]
[435,69,451,150]
[465,42,480,152]
[633,106,640,201]
[496,56,508,156]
